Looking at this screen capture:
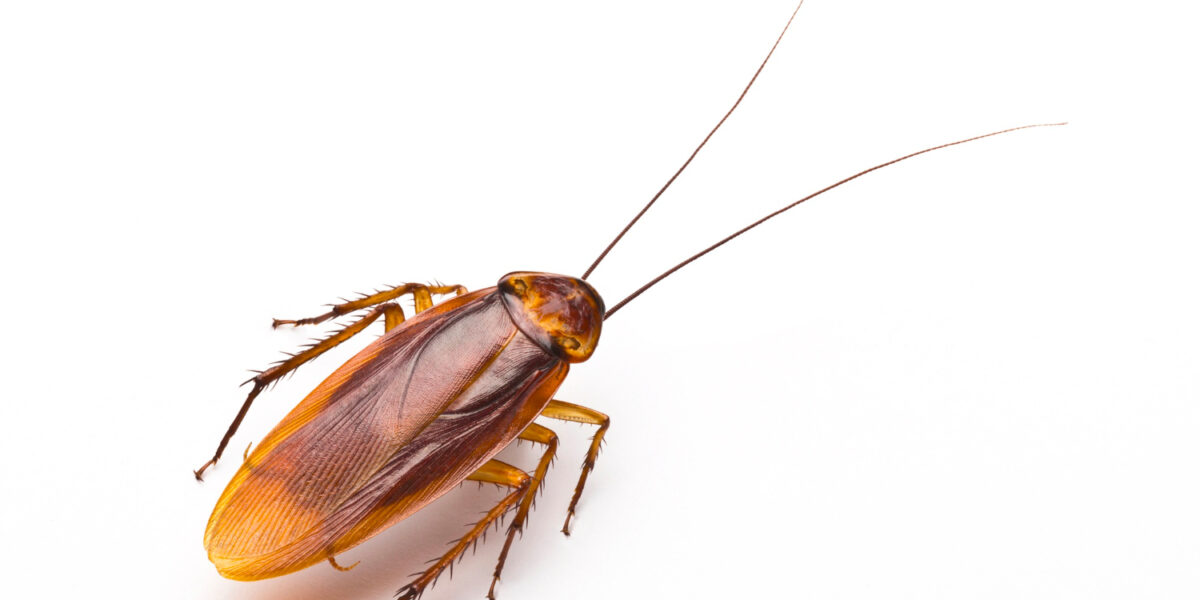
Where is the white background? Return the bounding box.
[2,1,1197,598]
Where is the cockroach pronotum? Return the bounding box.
[195,3,1063,599]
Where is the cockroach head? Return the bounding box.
[498,272,604,363]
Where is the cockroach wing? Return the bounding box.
[205,289,568,580]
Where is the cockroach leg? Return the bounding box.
[485,423,559,600]
[194,301,407,480]
[272,283,467,329]
[396,460,530,600]
[199,283,468,479]
[327,555,360,572]
[381,303,406,332]
[539,400,610,535]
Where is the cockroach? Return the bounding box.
[195,3,1063,599]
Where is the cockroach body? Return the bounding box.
[205,274,602,597]
[195,3,1061,599]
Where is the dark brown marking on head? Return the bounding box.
[498,272,604,363]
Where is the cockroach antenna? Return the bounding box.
[601,122,1067,320]
[581,0,807,281]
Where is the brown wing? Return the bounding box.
[205,289,567,580]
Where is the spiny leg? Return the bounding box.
[193,301,407,480]
[273,283,467,329]
[396,460,530,600]
[487,423,558,600]
[540,400,610,534]
[327,555,360,572]
[196,283,466,480]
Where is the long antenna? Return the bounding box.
[603,122,1067,320]
[581,1,806,280]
